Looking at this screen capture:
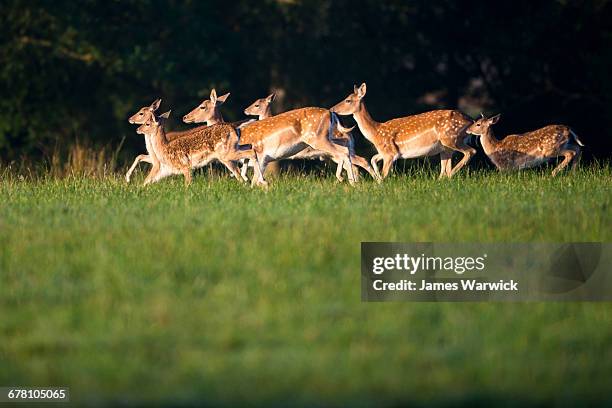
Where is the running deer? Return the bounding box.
[238,107,356,186]
[136,111,253,186]
[331,83,475,179]
[242,94,380,183]
[125,89,230,182]
[288,120,381,182]
[465,114,584,175]
[127,98,164,184]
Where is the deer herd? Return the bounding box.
[127,83,584,187]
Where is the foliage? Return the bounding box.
[1,1,611,161]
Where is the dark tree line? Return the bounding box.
[1,0,611,162]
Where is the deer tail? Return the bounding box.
[570,129,584,147]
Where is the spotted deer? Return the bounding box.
[237,107,357,186]
[127,98,165,184]
[182,88,229,125]
[125,89,230,182]
[242,94,380,183]
[465,114,584,175]
[136,111,253,186]
[331,83,475,179]
[244,93,276,119]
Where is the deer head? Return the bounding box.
[129,98,161,124]
[183,89,230,124]
[331,83,367,115]
[466,114,501,136]
[137,111,171,136]
[244,93,275,118]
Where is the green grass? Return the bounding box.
[0,164,611,407]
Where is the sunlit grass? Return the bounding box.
[0,164,611,406]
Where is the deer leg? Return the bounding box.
[571,148,582,170]
[552,149,577,176]
[334,159,345,182]
[239,161,250,182]
[439,150,453,179]
[337,161,364,183]
[381,155,396,179]
[220,159,246,183]
[240,159,250,180]
[440,139,476,177]
[252,151,269,188]
[143,162,161,186]
[126,154,152,183]
[307,138,356,185]
[342,162,363,182]
[351,154,380,183]
[446,154,453,175]
[182,168,193,186]
[370,154,384,180]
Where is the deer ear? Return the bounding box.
[357,83,367,99]
[266,93,276,103]
[217,92,230,104]
[159,110,171,119]
[353,84,359,94]
[337,123,355,133]
[489,114,501,124]
[150,98,162,111]
[210,88,218,104]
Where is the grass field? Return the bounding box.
[1,164,611,406]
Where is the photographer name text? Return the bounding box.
[371,254,518,292]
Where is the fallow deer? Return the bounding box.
[239,93,276,178]
[181,88,229,125]
[242,94,380,183]
[136,111,252,186]
[331,83,475,179]
[125,89,229,182]
[244,93,276,119]
[237,107,357,186]
[465,114,584,175]
[127,98,165,184]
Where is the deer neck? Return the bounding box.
[144,134,160,165]
[259,107,272,120]
[480,128,500,155]
[353,103,380,144]
[149,125,170,162]
[207,111,225,125]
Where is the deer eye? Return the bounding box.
[476,123,481,127]
[200,106,207,110]
[345,99,351,103]
[255,104,260,108]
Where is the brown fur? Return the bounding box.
[137,113,252,186]
[331,83,475,179]
[233,107,357,186]
[241,96,378,182]
[466,115,582,175]
[126,92,229,183]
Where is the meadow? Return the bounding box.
[0,163,611,407]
